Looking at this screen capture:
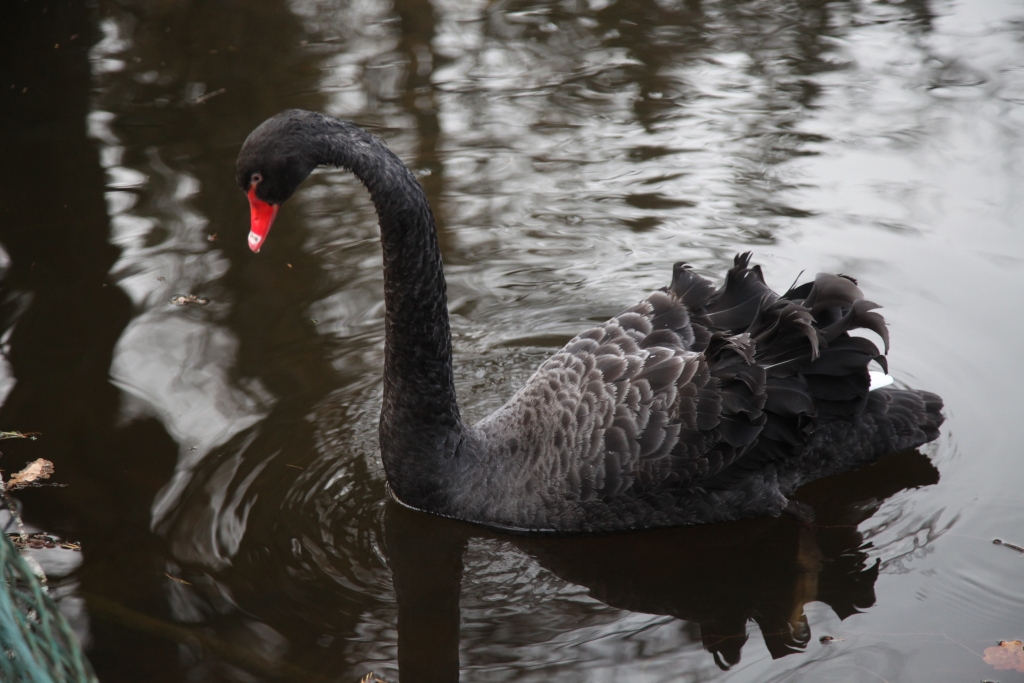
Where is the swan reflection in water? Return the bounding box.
[154,383,939,680]
[385,448,938,680]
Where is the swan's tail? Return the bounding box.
[869,387,945,454]
[774,387,945,485]
[665,253,943,489]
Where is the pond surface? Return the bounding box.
[2,0,1024,681]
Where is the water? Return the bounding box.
[1,0,1023,681]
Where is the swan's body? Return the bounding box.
[237,110,943,533]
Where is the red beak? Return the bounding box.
[247,185,279,253]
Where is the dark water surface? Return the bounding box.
[2,0,1023,680]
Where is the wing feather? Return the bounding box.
[469,252,937,527]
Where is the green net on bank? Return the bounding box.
[0,530,98,683]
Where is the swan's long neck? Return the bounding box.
[316,118,462,502]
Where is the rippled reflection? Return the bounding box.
[381,449,941,682]
[1,0,1023,680]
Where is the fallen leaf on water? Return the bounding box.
[984,640,1024,672]
[171,295,210,306]
[6,459,55,488]
[165,573,192,585]
[819,635,845,644]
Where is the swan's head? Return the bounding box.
[236,111,320,252]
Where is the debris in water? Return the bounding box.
[993,538,1024,554]
[984,640,1024,672]
[0,431,40,440]
[207,233,218,242]
[285,464,303,470]
[7,533,81,551]
[360,673,392,683]
[0,453,72,586]
[6,458,54,489]
[171,295,210,306]
[165,573,192,585]
[819,635,845,644]
[185,87,226,106]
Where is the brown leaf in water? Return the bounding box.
[7,458,54,488]
[983,640,1024,672]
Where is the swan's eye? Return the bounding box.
[250,173,263,186]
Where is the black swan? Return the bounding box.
[236,109,943,533]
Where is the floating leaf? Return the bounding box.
[983,640,1024,672]
[7,458,54,488]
